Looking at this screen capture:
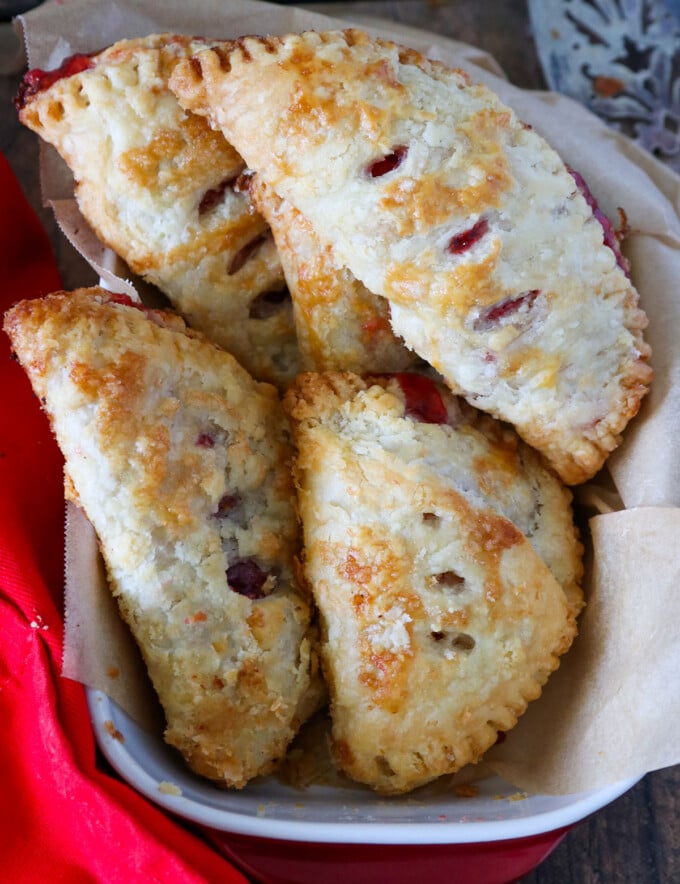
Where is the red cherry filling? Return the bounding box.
[195,433,215,448]
[394,373,448,424]
[105,293,143,310]
[367,146,407,178]
[228,232,269,276]
[216,493,240,515]
[448,218,489,254]
[198,175,240,216]
[474,289,540,331]
[248,288,291,319]
[361,315,391,338]
[568,167,629,276]
[105,292,165,322]
[15,53,96,110]
[227,560,269,599]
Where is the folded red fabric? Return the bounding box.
[0,150,247,883]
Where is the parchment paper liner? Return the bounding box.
[17,0,680,796]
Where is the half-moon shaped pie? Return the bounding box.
[17,34,299,386]
[4,287,322,788]
[171,28,652,483]
[283,370,580,793]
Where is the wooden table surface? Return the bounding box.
[1,2,678,882]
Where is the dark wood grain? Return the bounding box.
[2,3,678,882]
[307,0,545,88]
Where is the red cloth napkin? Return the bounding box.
[0,151,248,883]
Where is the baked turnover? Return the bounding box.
[16,34,299,386]
[4,287,321,787]
[284,371,580,793]
[171,28,652,483]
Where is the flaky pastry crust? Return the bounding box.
[4,288,322,787]
[17,34,299,386]
[284,371,580,793]
[171,28,652,483]
[250,174,415,373]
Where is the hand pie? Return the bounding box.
[16,34,299,386]
[171,29,651,483]
[4,288,322,788]
[283,371,580,793]
[249,175,415,373]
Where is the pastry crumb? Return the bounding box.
[103,720,124,742]
[158,780,182,796]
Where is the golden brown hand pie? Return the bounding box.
[4,287,322,788]
[171,28,651,483]
[249,175,415,373]
[16,34,299,386]
[284,371,580,793]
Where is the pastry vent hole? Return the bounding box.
[189,56,204,79]
[249,288,291,320]
[374,755,396,777]
[367,145,407,178]
[198,175,240,216]
[228,232,269,276]
[448,218,489,255]
[451,633,475,652]
[435,571,465,589]
[215,493,241,517]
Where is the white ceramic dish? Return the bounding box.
[88,687,640,883]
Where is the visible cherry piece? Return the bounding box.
[105,292,163,322]
[195,433,215,448]
[228,233,268,276]
[568,167,630,276]
[15,53,95,110]
[394,373,448,424]
[448,218,489,254]
[106,293,143,310]
[474,289,540,331]
[216,493,240,516]
[362,315,391,337]
[198,176,239,216]
[227,560,269,599]
[367,146,408,178]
